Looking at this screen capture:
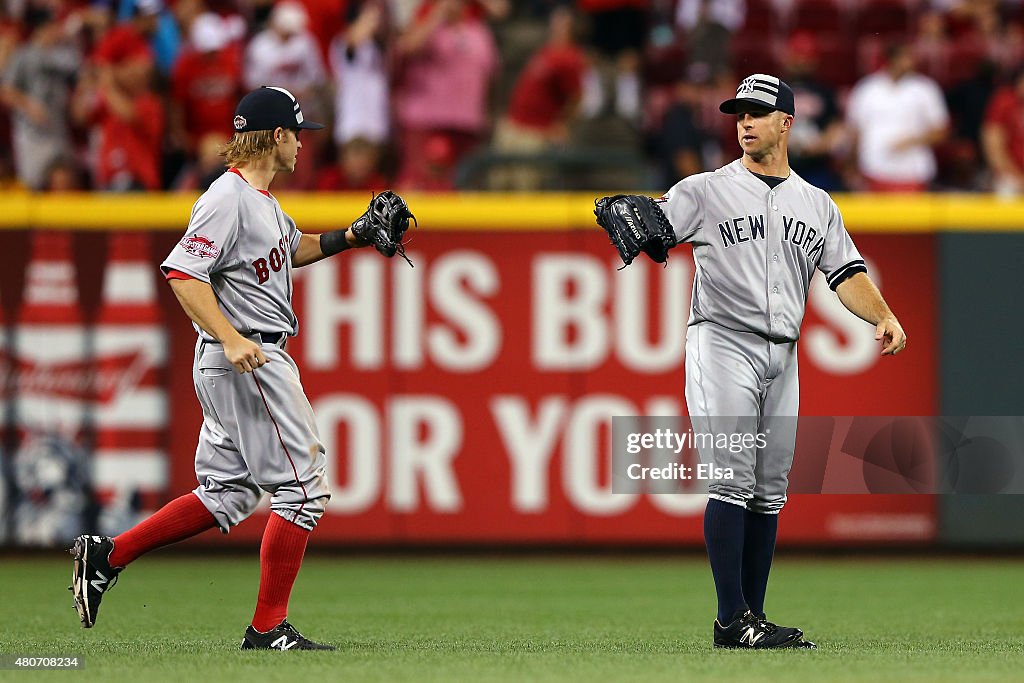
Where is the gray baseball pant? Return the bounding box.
[685,321,799,513]
[190,337,330,532]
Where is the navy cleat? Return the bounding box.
[760,613,815,649]
[241,620,335,651]
[714,610,803,649]
[69,535,123,628]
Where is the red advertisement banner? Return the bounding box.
[162,231,936,545]
[0,229,935,546]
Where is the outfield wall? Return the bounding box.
[0,192,1020,548]
[937,234,1024,546]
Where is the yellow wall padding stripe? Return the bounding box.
[2,192,1023,232]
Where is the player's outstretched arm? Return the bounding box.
[168,278,268,373]
[294,191,416,268]
[293,229,368,267]
[835,272,907,356]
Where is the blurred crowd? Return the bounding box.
[1,0,1023,193]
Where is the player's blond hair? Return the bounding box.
[221,130,277,167]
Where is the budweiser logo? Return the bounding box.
[4,351,151,403]
[180,235,220,259]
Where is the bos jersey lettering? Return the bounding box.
[660,159,866,341]
[160,171,302,339]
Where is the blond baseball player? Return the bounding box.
[69,86,413,650]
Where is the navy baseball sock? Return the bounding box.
[703,498,748,624]
[741,509,779,618]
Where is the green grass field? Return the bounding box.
[1,555,1023,682]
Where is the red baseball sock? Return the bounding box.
[251,513,311,632]
[109,493,217,567]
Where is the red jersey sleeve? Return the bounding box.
[164,269,195,281]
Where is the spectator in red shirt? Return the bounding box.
[170,13,243,158]
[72,43,164,191]
[491,5,586,190]
[982,69,1024,196]
[91,0,161,66]
[316,136,389,191]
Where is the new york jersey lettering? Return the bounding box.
[782,216,824,260]
[719,215,766,247]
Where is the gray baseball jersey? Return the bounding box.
[663,159,865,512]
[161,168,329,532]
[661,158,865,342]
[161,170,302,340]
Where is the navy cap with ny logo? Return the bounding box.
[719,74,796,116]
[232,86,325,133]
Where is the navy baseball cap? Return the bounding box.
[719,74,796,116]
[232,86,324,133]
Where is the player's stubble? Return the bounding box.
[736,108,791,164]
[273,129,301,173]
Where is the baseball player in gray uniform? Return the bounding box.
[598,74,906,649]
[69,86,408,650]
[679,73,905,651]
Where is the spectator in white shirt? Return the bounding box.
[329,0,390,147]
[846,43,949,192]
[675,0,745,32]
[244,2,327,97]
[243,1,328,189]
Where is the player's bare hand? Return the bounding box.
[876,316,906,356]
[223,336,269,373]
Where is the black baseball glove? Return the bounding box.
[351,190,416,267]
[594,194,676,266]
